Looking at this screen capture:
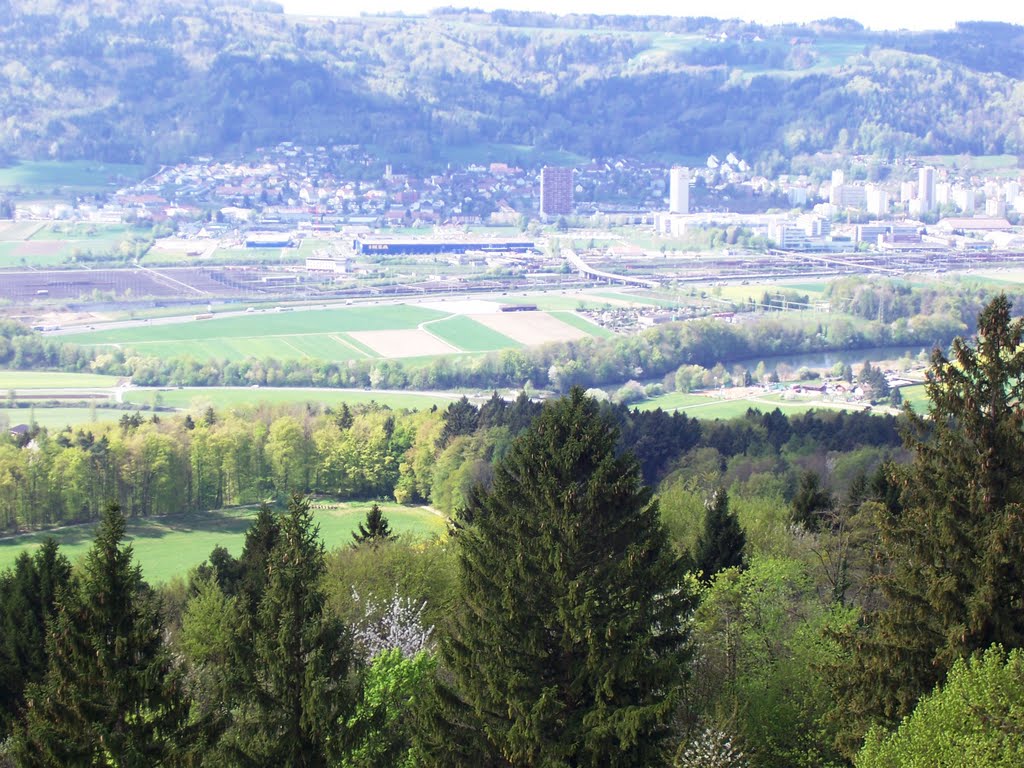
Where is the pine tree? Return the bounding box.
[13,505,185,766]
[228,494,358,766]
[832,295,1024,750]
[693,488,746,580]
[419,388,695,767]
[352,503,397,547]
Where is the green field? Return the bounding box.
[69,305,447,345]
[0,407,120,429]
[122,387,460,411]
[62,301,607,362]
[550,311,617,338]
[638,391,872,419]
[425,316,520,351]
[0,502,447,584]
[0,371,120,389]
[0,221,149,267]
[899,384,929,412]
[0,161,144,192]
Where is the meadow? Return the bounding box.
[0,407,119,430]
[0,221,150,267]
[637,390,873,419]
[0,160,144,192]
[0,371,121,389]
[0,501,447,584]
[122,387,463,411]
[61,301,605,361]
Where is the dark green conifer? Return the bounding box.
[791,470,833,530]
[13,505,185,766]
[419,388,695,767]
[352,502,396,547]
[335,403,354,430]
[0,540,72,737]
[832,295,1024,751]
[437,396,480,448]
[228,494,358,766]
[693,487,746,580]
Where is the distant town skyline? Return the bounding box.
[280,0,1016,32]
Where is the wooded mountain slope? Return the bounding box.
[2,2,1023,166]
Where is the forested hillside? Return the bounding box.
[2,2,1023,166]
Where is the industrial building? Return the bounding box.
[352,234,535,255]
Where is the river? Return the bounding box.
[732,344,934,372]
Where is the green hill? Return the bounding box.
[1,2,1022,166]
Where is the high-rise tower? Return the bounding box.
[540,166,573,217]
[669,167,690,214]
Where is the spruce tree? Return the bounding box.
[791,470,833,530]
[0,540,72,737]
[833,295,1024,749]
[437,396,480,448]
[352,503,397,547]
[227,494,358,766]
[693,487,746,580]
[419,388,695,767]
[13,505,185,766]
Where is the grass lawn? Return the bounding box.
[0,241,70,267]
[425,315,521,351]
[0,407,120,430]
[0,502,447,584]
[636,392,711,412]
[66,304,449,346]
[0,371,120,389]
[122,387,459,411]
[0,161,144,192]
[637,391,872,419]
[593,291,677,308]
[899,384,929,412]
[549,311,617,338]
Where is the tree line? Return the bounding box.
[0,386,902,534]
[2,296,1023,766]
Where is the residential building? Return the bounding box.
[865,185,889,217]
[539,166,574,217]
[918,166,936,213]
[953,186,975,214]
[669,166,690,214]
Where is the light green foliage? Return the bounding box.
[429,427,511,515]
[324,540,458,636]
[856,647,1024,768]
[180,577,242,668]
[266,415,312,496]
[691,555,851,768]
[342,649,436,768]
